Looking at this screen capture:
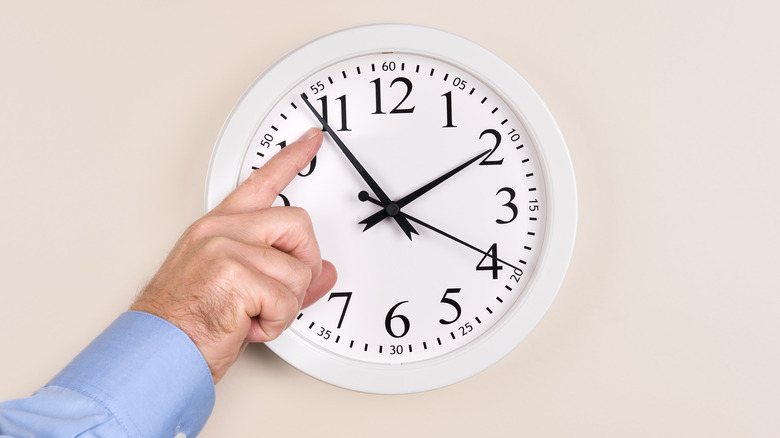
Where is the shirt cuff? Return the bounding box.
[47,311,215,438]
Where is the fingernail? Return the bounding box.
[298,127,320,142]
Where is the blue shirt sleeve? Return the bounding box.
[0,311,215,437]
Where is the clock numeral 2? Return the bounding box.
[479,129,504,166]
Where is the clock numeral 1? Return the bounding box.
[317,94,351,132]
[476,243,503,279]
[441,91,457,128]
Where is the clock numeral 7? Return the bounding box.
[328,292,352,329]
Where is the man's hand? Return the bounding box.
[131,127,337,384]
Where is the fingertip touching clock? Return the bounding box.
[205,23,577,394]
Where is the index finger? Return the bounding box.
[212,127,323,215]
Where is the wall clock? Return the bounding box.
[205,23,576,393]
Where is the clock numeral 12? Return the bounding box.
[370,77,415,114]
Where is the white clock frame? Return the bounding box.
[205,23,577,394]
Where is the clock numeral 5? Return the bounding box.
[439,288,462,325]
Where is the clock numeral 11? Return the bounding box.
[316,94,351,132]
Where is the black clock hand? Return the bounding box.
[300,92,418,239]
[359,148,491,231]
[358,192,524,272]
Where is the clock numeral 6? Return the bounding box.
[385,301,411,338]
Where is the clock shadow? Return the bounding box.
[242,343,290,373]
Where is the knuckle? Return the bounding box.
[185,216,222,244]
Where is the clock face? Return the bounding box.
[207,24,576,393]
[237,52,546,364]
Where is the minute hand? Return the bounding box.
[300,93,418,239]
[359,148,491,231]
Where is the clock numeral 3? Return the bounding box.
[495,187,518,224]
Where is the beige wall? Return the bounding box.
[1,0,778,436]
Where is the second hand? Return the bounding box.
[358,191,525,272]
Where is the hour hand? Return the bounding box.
[359,148,491,231]
[300,93,418,239]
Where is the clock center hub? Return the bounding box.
[385,203,400,217]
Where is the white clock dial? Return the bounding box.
[238,52,545,365]
[206,24,576,393]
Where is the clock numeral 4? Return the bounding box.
[476,243,503,280]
